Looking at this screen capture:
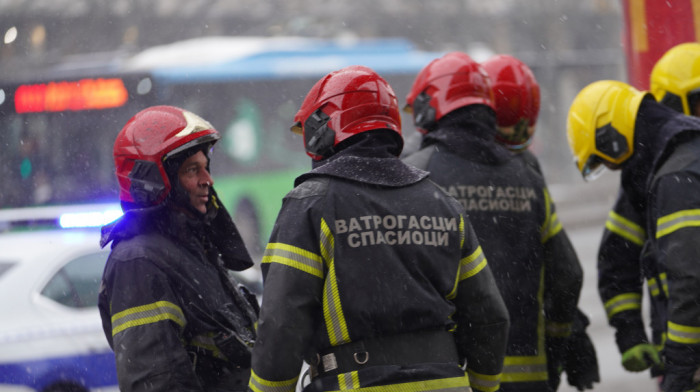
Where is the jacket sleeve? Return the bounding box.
[452,216,510,392]
[597,189,649,353]
[103,257,201,392]
[652,173,700,377]
[541,188,583,337]
[249,195,325,392]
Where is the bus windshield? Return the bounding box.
[0,36,444,255]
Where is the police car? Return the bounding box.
[0,205,118,392]
[0,204,262,392]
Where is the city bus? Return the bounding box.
[0,36,444,257]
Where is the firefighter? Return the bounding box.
[402,51,583,392]
[248,65,510,392]
[595,42,700,380]
[98,105,258,391]
[482,54,600,391]
[567,80,700,392]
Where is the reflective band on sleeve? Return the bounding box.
[248,370,297,392]
[337,371,361,390]
[668,321,700,345]
[459,215,465,249]
[459,246,487,281]
[541,189,562,243]
[321,218,351,346]
[502,356,548,382]
[545,321,573,338]
[657,209,700,238]
[262,243,324,278]
[605,210,645,246]
[604,293,642,319]
[467,369,501,392]
[325,375,471,392]
[111,300,185,336]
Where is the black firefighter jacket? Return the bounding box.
[249,139,510,392]
[403,120,583,392]
[98,195,255,392]
[597,185,667,367]
[614,99,700,390]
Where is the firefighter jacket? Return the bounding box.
[249,138,510,392]
[597,186,668,368]
[98,192,256,392]
[403,114,583,392]
[618,99,700,390]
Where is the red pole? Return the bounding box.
[621,0,699,90]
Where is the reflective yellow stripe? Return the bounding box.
[321,218,350,346]
[248,370,297,392]
[459,246,487,281]
[657,209,700,238]
[604,293,642,319]
[647,273,668,298]
[503,265,548,384]
[605,210,645,246]
[502,356,548,382]
[467,370,501,392]
[337,371,361,390]
[262,242,324,278]
[327,375,471,392]
[541,189,562,243]
[545,321,573,338]
[446,217,466,300]
[111,300,185,336]
[189,333,226,359]
[668,321,700,344]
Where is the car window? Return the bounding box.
[41,251,109,308]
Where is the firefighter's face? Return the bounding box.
[177,150,214,214]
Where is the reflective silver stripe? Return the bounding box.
[321,218,350,345]
[501,363,548,382]
[604,293,641,319]
[467,370,500,392]
[248,370,297,392]
[657,209,700,238]
[606,211,645,245]
[459,246,486,281]
[262,243,324,278]
[111,300,185,336]
[668,321,700,344]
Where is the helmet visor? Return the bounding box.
[580,153,608,181]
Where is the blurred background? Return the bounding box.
[0,1,679,391]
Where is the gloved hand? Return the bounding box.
[546,336,567,391]
[563,331,600,390]
[622,343,661,372]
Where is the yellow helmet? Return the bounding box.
[650,42,700,115]
[567,80,650,180]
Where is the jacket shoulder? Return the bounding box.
[285,177,330,200]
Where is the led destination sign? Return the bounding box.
[14,78,128,113]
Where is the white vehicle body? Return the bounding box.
[0,228,118,392]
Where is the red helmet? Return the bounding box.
[113,105,220,207]
[291,65,402,160]
[482,54,540,149]
[405,51,495,133]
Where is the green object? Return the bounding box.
[621,343,661,372]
